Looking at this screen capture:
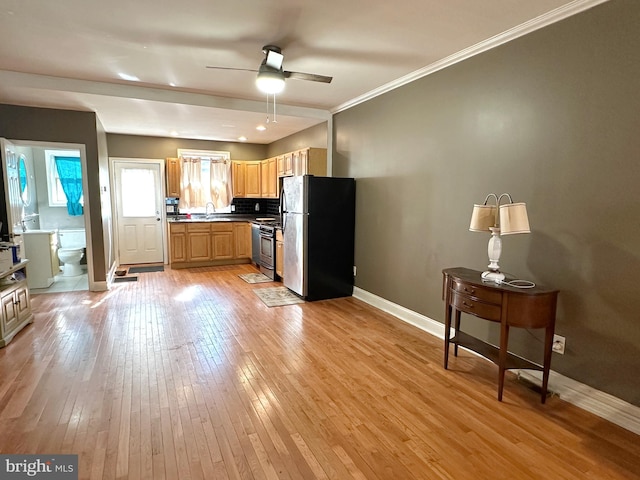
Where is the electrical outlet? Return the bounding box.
[552,334,566,354]
[353,266,357,276]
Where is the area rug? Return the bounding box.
[238,272,273,284]
[128,265,164,274]
[253,287,305,307]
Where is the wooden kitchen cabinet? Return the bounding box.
[234,223,252,259]
[232,161,262,198]
[187,223,212,262]
[166,157,181,197]
[294,148,327,176]
[276,155,285,177]
[169,221,253,268]
[232,161,246,197]
[169,223,187,263]
[277,148,327,178]
[283,153,293,176]
[245,161,262,197]
[275,229,284,279]
[211,223,233,260]
[0,261,33,348]
[261,157,278,198]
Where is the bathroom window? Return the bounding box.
[45,150,84,212]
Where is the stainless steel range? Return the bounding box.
[258,223,276,280]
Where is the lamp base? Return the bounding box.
[481,270,505,284]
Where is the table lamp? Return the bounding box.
[469,193,530,283]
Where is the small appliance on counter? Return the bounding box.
[165,197,180,217]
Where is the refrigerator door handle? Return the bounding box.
[280,187,287,231]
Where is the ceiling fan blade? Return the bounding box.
[284,71,333,83]
[206,66,259,73]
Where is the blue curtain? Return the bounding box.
[54,156,84,216]
[18,159,27,193]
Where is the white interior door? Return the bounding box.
[1,138,24,235]
[113,160,164,265]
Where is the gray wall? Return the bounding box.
[106,134,268,161]
[266,122,328,157]
[333,0,640,406]
[0,104,108,284]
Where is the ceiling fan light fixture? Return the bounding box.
[256,67,285,94]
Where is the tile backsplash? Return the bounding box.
[231,198,280,216]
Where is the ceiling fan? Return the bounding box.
[207,45,333,94]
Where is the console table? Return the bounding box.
[442,267,558,403]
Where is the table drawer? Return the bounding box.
[451,279,502,304]
[451,291,501,321]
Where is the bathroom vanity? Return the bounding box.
[0,260,33,348]
[22,230,59,288]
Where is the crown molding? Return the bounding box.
[333,0,611,114]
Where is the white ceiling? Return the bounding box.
[0,0,602,144]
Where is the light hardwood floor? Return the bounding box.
[1,264,638,479]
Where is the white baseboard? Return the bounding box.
[353,287,640,436]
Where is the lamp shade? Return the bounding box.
[469,204,497,232]
[499,202,530,235]
[256,67,285,94]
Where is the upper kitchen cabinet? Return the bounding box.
[166,157,181,197]
[261,157,278,198]
[232,160,261,198]
[232,161,245,197]
[277,148,326,178]
[295,148,327,176]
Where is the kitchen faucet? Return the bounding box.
[205,202,216,218]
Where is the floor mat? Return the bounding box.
[114,276,138,283]
[253,287,305,307]
[128,265,164,274]
[238,272,273,284]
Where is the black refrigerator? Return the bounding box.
[281,175,356,301]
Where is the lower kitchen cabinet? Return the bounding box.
[187,223,212,261]
[169,223,187,263]
[234,223,252,259]
[211,224,234,260]
[0,261,34,348]
[169,221,253,268]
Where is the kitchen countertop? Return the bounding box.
[167,214,279,224]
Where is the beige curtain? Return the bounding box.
[210,160,232,209]
[178,156,203,210]
[178,156,232,211]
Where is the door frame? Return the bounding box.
[109,157,167,266]
[8,139,96,291]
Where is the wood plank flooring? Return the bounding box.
[0,264,638,479]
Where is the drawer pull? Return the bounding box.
[462,301,474,309]
[464,287,475,294]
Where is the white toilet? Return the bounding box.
[57,229,86,277]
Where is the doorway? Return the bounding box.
[1,139,94,293]
[111,158,165,265]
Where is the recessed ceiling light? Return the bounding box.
[256,125,266,131]
[238,136,248,142]
[118,73,140,82]
[169,82,177,87]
